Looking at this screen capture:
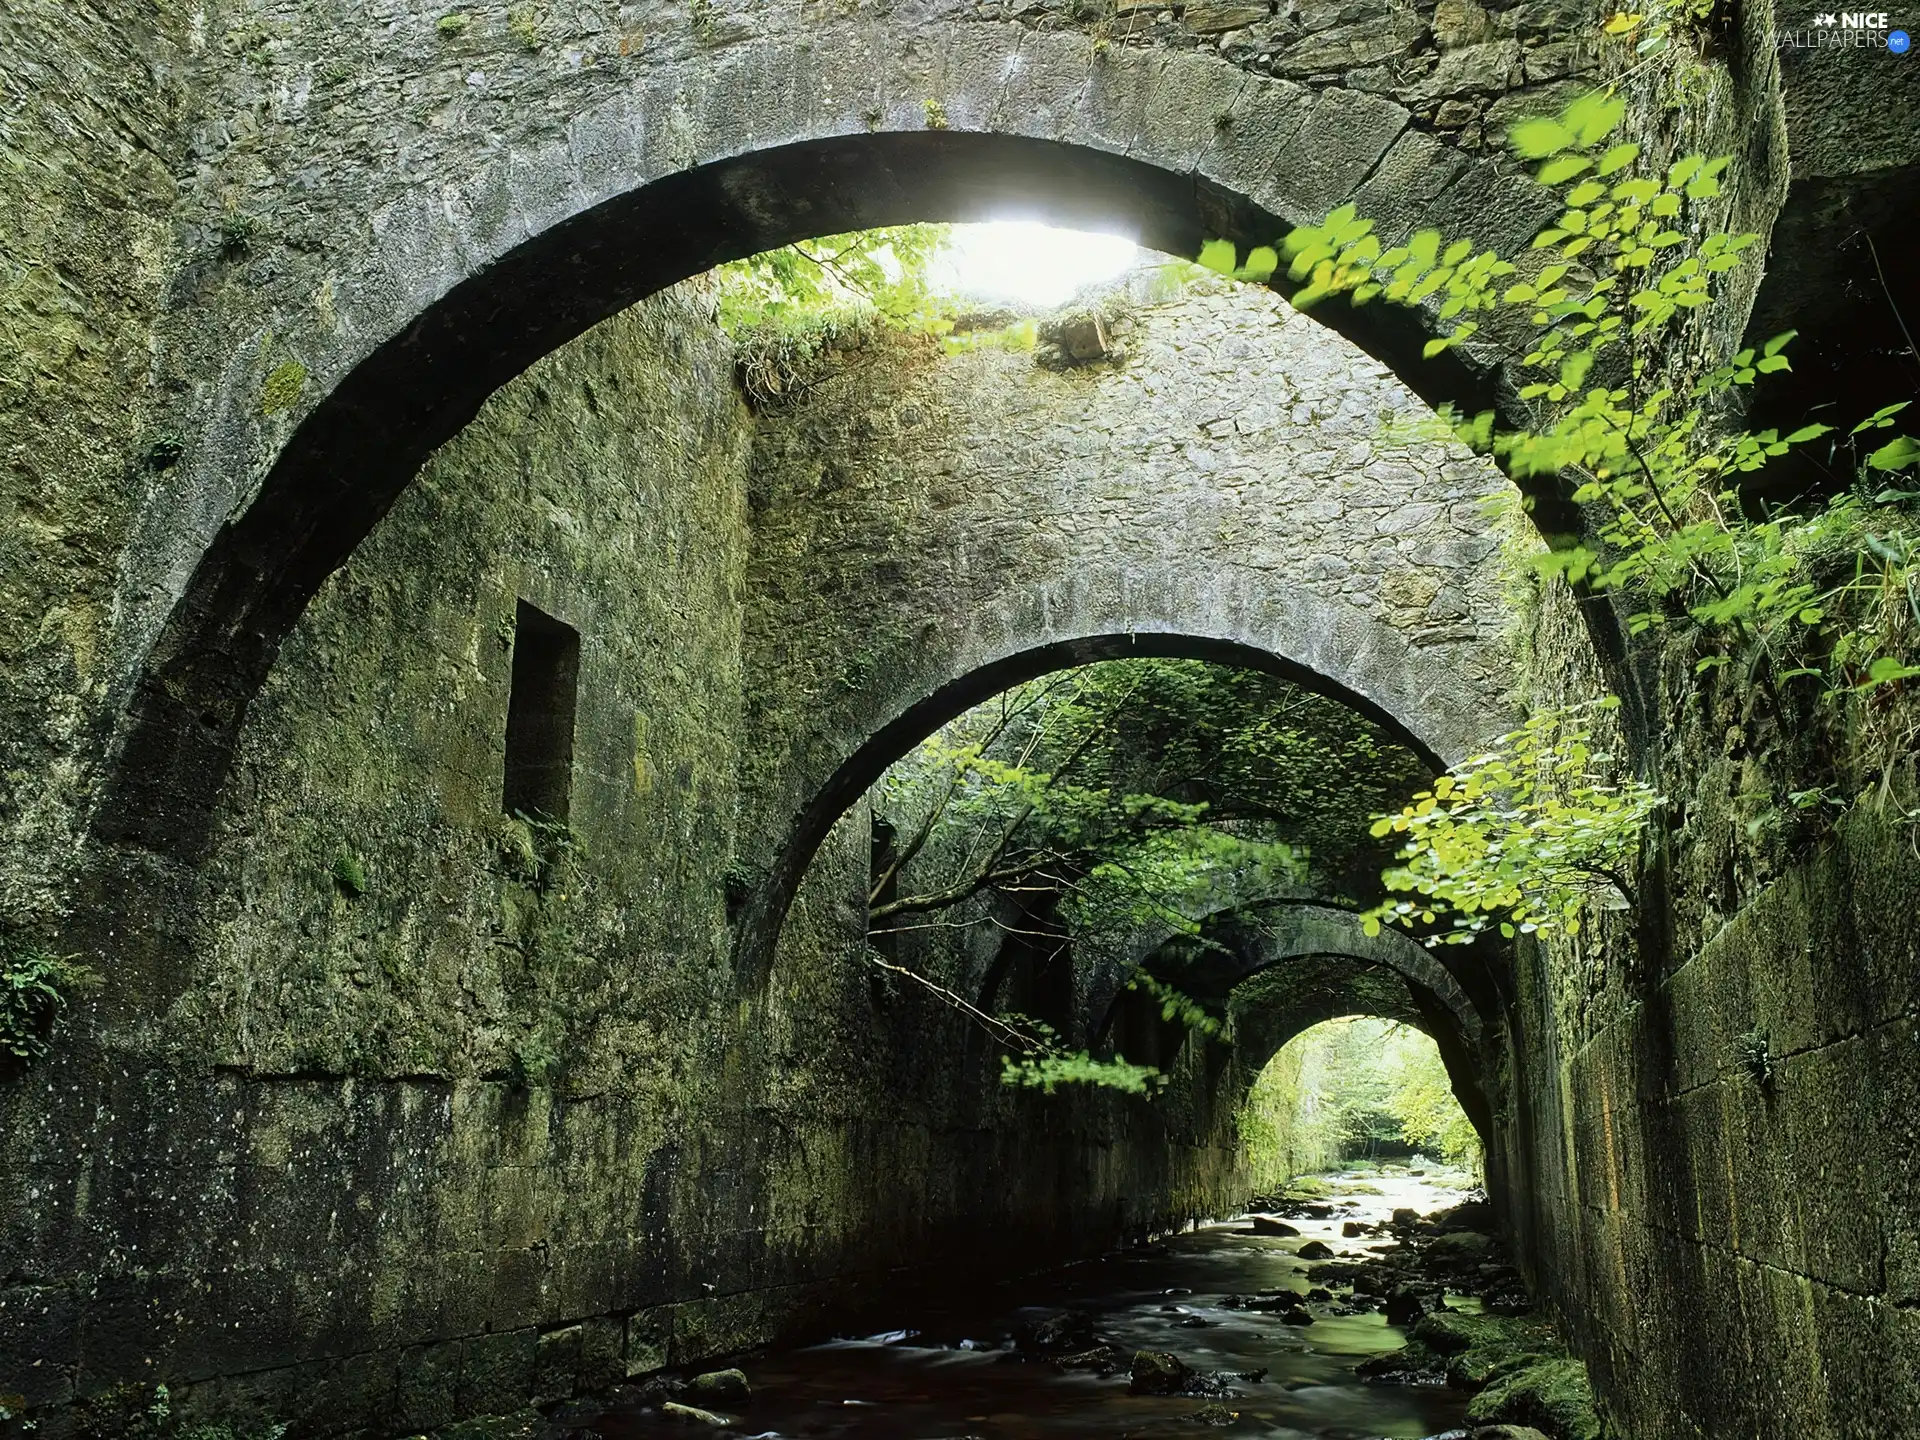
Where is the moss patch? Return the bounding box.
[1465,1355,1603,1440]
[259,360,308,415]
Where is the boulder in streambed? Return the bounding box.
[1224,1289,1307,1312]
[1055,1343,1130,1376]
[1296,1240,1335,1260]
[681,1368,749,1404]
[1129,1351,1267,1397]
[1017,1309,1096,1355]
[1249,1215,1300,1236]
[1385,1284,1430,1327]
[1465,1356,1602,1440]
[1130,1350,1192,1394]
[1426,1230,1496,1269]
[1436,1200,1496,1233]
[1356,1346,1448,1385]
[1361,1312,1561,1394]
[661,1401,731,1425]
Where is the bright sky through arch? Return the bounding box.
[932,221,1139,309]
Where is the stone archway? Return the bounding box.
[100,12,1574,872]
[731,279,1526,980]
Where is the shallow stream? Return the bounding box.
[576,1170,1480,1440]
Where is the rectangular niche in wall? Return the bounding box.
[503,600,580,823]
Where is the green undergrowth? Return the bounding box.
[67,1382,286,1440]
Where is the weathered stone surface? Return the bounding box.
[683,1368,750,1404]
[1186,2,1271,33]
[1433,0,1496,48]
[661,1401,730,1425]
[4,4,1918,1440]
[0,0,1587,973]
[1130,1349,1192,1394]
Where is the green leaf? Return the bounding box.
[1509,116,1576,159]
[1868,435,1920,472]
[1861,655,1920,690]
[1540,154,1592,185]
[1595,141,1640,176]
[1559,349,1595,392]
[1239,244,1279,282]
[1197,238,1238,275]
[1564,90,1628,147]
[1852,401,1911,434]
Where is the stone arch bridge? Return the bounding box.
[3,1,1918,1437]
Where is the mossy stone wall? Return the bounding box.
[0,287,1271,1438]
[1491,561,1920,1440]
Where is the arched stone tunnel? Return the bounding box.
[3,0,1918,1435]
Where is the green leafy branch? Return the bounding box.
[716,224,962,405]
[1000,1029,1165,1095]
[1235,88,1919,719]
[1360,698,1663,945]
[1126,968,1224,1038]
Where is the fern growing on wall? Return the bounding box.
[2,929,96,1071]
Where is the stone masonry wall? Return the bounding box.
[1490,554,1920,1439]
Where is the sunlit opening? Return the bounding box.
[1240,1017,1483,1190]
[930,220,1139,308]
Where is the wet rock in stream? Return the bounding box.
[1128,1349,1192,1394]
[679,1368,749,1405]
[1127,1350,1267,1397]
[658,1400,730,1425]
[1016,1308,1098,1355]
[1385,1283,1432,1326]
[1185,1401,1240,1426]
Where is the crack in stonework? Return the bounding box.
[985,26,1031,134]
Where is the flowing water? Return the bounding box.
[576,1170,1479,1440]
